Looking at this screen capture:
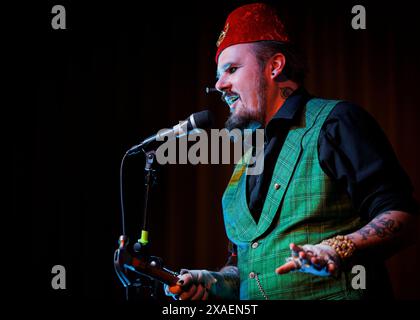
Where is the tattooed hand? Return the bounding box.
[276,243,341,277]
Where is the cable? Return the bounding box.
[119,151,129,235]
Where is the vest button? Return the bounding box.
[251,242,259,249]
[274,183,280,190]
[249,272,255,279]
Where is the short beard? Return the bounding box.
[225,77,267,131]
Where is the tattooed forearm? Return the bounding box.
[346,211,416,258]
[355,228,370,241]
[356,211,403,241]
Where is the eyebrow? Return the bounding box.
[216,62,233,80]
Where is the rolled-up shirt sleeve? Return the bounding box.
[318,102,418,220]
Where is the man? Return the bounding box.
[167,3,418,300]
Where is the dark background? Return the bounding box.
[21,0,420,301]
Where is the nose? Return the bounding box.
[215,75,230,93]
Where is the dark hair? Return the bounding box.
[251,41,307,85]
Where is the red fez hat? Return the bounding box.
[215,3,289,63]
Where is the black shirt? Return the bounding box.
[246,87,418,224]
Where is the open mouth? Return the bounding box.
[224,95,240,106]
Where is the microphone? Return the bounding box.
[126,110,214,155]
[205,87,219,94]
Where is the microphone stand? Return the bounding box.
[114,148,179,301]
[140,150,156,249]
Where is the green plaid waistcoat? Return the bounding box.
[222,98,365,300]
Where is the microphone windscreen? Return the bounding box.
[191,110,215,130]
